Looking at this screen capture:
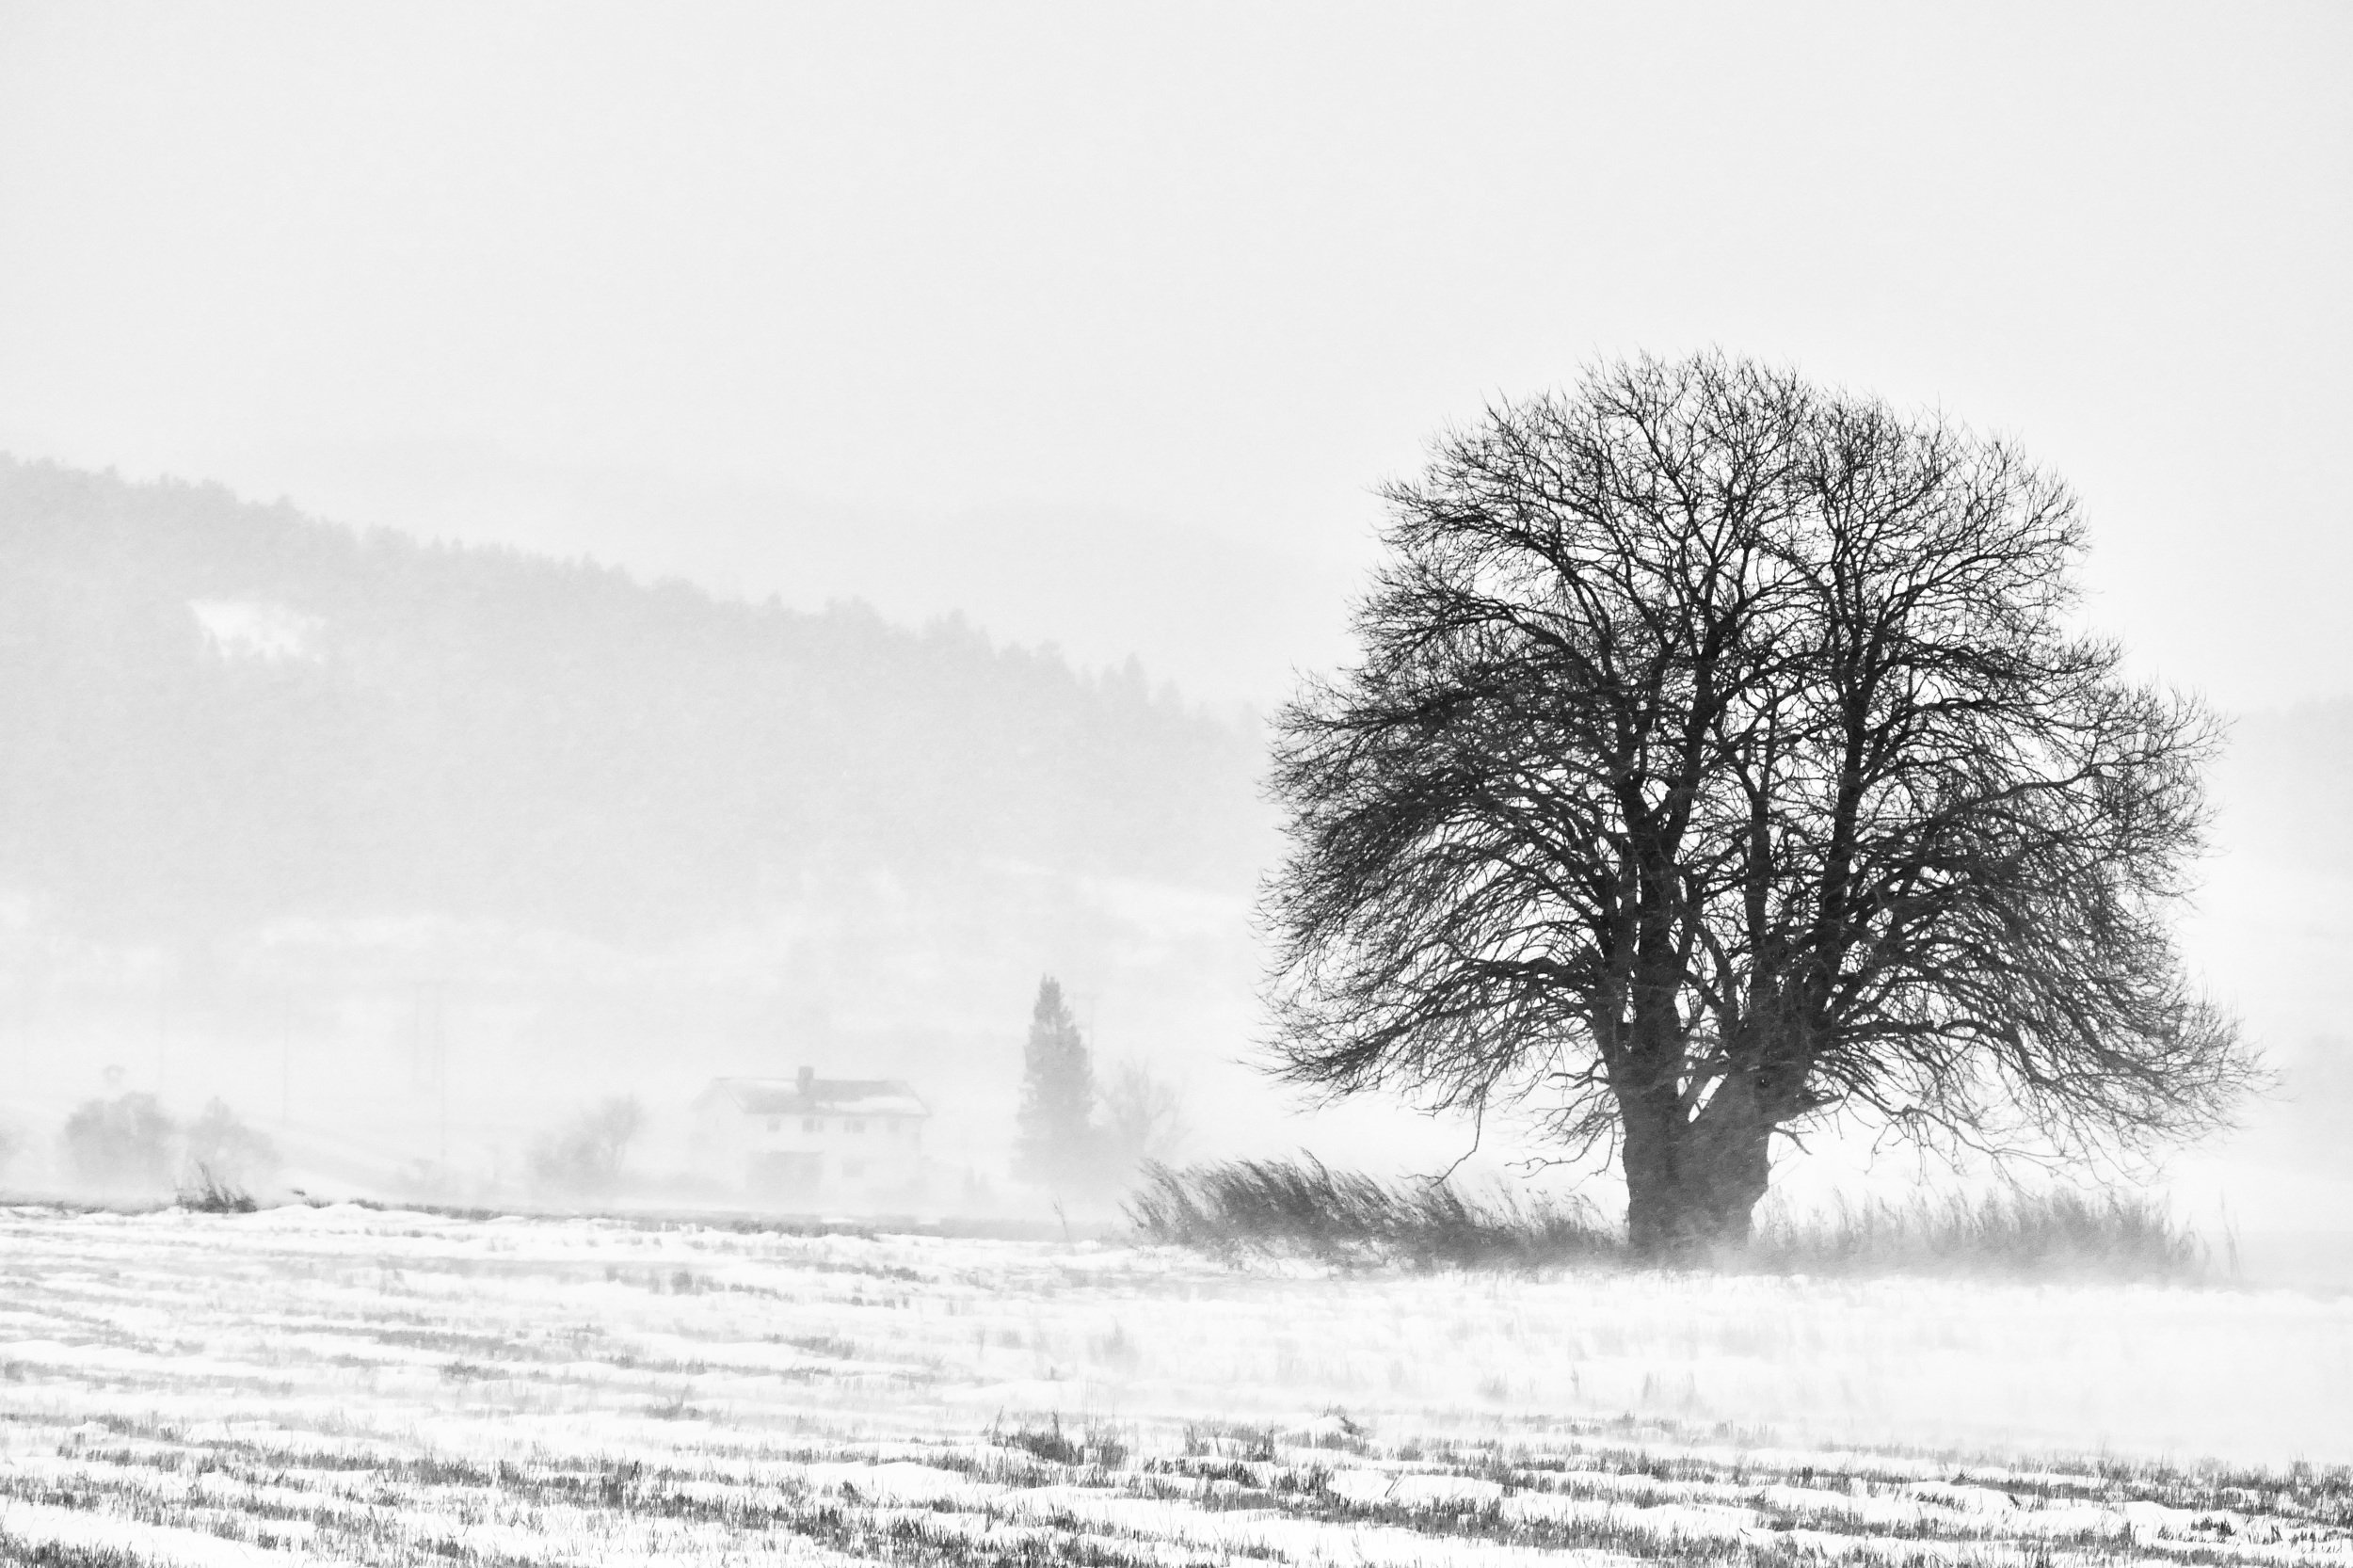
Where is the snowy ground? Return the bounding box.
[0,1204,2346,1567]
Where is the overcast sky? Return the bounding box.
[2,3,2347,711]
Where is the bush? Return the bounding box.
[529,1096,646,1200]
[1125,1157,1619,1271]
[184,1099,279,1188]
[61,1094,177,1194]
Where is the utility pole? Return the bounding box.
[279,986,292,1129]
[154,955,168,1097]
[435,985,449,1167]
[412,981,449,1169]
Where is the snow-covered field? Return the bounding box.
[0,1204,2346,1567]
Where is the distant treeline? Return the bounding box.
[0,458,1268,940]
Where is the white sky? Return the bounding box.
[2,2,2348,710]
[5,4,2352,1227]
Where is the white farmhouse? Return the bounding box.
[693,1067,930,1208]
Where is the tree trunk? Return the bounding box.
[1618,1074,1776,1259]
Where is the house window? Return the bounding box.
[804,1117,822,1133]
[842,1160,864,1177]
[848,1119,866,1134]
[766,1117,780,1133]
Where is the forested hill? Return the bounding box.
[0,457,1270,941]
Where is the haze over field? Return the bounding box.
[0,4,2347,1262]
[1,458,2346,1243]
[0,458,1280,1202]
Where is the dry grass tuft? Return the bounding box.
[1748,1188,2209,1282]
[174,1163,258,1214]
[1128,1158,2210,1283]
[1124,1157,1618,1271]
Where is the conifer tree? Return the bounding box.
[1012,976,1098,1190]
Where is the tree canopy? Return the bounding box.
[1262,353,2253,1255]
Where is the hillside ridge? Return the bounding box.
[0,456,1270,941]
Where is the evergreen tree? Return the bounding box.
[1012,977,1098,1190]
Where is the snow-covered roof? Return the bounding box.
[697,1076,930,1119]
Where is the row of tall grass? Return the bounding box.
[1125,1157,1621,1271]
[1747,1187,2211,1280]
[1124,1157,2212,1281]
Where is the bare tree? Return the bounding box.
[1263,353,2255,1256]
[1100,1059,1192,1177]
[528,1096,646,1201]
[184,1098,280,1189]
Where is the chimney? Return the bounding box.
[796,1064,815,1098]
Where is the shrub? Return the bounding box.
[184,1099,279,1188]
[61,1094,177,1195]
[529,1096,646,1200]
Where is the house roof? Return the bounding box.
[696,1076,930,1119]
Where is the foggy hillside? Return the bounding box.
[0,458,1276,1196]
[0,456,1266,935]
